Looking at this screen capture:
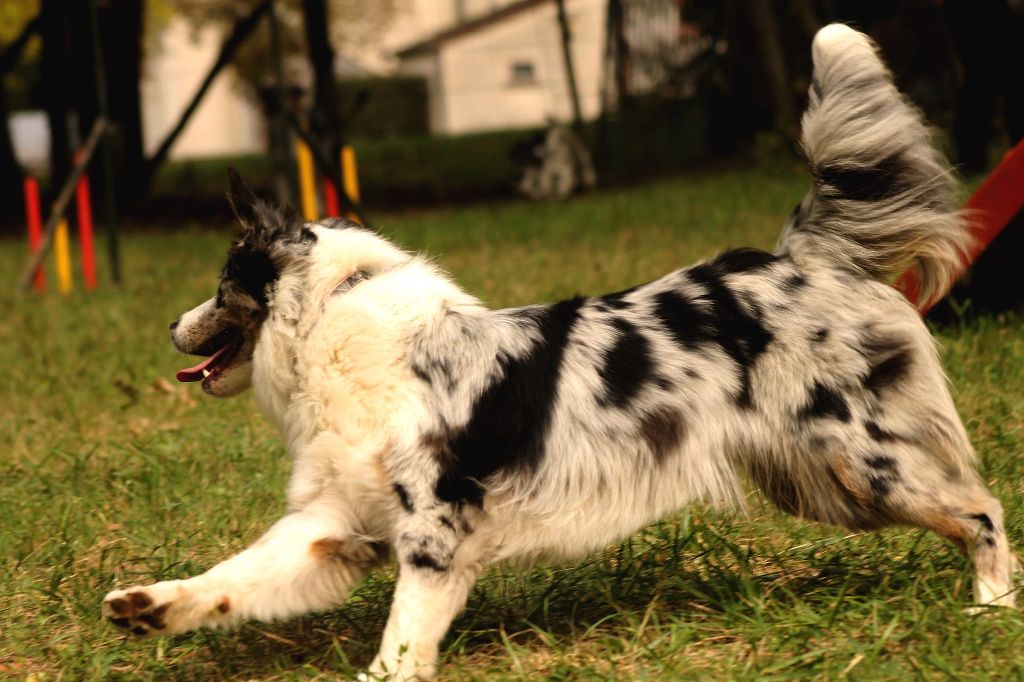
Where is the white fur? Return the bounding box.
[103,25,1016,681]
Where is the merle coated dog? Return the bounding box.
[102,25,1017,680]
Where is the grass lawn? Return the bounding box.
[2,159,1023,680]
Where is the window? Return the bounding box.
[510,60,536,86]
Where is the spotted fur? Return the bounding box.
[103,25,1016,681]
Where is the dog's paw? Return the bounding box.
[102,588,172,636]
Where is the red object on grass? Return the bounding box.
[74,164,98,289]
[899,141,1024,313]
[322,178,340,218]
[23,176,45,292]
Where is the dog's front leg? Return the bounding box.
[367,511,486,681]
[101,502,380,636]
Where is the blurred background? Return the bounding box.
[3,5,1024,678]
[0,0,1021,229]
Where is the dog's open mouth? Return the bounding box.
[176,328,244,386]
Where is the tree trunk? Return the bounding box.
[0,15,39,223]
[40,0,73,190]
[748,0,795,135]
[555,0,583,127]
[102,0,146,204]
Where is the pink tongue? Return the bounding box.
[176,344,230,383]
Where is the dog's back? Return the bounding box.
[469,25,979,549]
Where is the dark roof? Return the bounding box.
[395,0,550,58]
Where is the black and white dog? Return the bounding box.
[103,25,1017,680]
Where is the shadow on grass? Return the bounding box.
[140,517,984,679]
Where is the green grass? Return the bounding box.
[2,160,1023,680]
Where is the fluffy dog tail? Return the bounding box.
[780,24,970,309]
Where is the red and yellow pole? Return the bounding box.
[23,177,45,293]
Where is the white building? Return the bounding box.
[395,0,608,135]
[141,16,266,160]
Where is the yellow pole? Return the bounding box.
[295,138,318,221]
[54,218,73,295]
[341,145,361,224]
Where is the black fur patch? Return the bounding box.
[598,317,653,408]
[411,356,455,390]
[686,264,773,408]
[865,454,897,470]
[434,298,584,505]
[969,513,995,533]
[219,170,317,309]
[783,273,808,293]
[393,483,414,513]
[439,515,456,532]
[865,350,912,394]
[654,263,773,409]
[639,407,685,463]
[220,248,279,308]
[710,248,780,274]
[869,474,895,498]
[653,290,713,349]
[864,421,905,443]
[866,455,898,500]
[812,328,829,343]
[409,552,447,572]
[799,382,851,422]
[600,283,642,309]
[816,153,906,202]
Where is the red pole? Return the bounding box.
[23,176,45,292]
[322,177,340,218]
[897,140,1024,312]
[74,153,98,289]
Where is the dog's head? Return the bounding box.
[171,168,315,397]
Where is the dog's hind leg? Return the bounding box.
[102,499,381,636]
[812,438,1018,608]
[888,476,1017,608]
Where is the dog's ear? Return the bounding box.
[225,166,311,255]
[226,166,262,232]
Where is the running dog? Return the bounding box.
[103,25,1017,680]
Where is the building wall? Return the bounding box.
[373,0,521,73]
[141,17,265,160]
[420,0,607,134]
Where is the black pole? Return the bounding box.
[268,0,298,206]
[89,0,121,284]
[555,0,583,128]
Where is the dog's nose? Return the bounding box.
[169,319,179,332]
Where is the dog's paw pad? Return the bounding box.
[103,589,172,636]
